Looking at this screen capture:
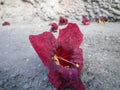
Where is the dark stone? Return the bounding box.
[0,2,4,5]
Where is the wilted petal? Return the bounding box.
[2,21,10,26]
[82,16,90,25]
[50,22,58,32]
[48,60,85,90]
[29,32,57,66]
[48,61,62,89]
[59,16,68,25]
[58,23,83,50]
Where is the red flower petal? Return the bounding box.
[58,23,83,50]
[59,16,68,25]
[2,21,10,26]
[29,32,57,66]
[50,22,58,32]
[51,23,58,30]
[70,48,83,74]
[48,60,85,90]
[82,16,90,25]
[55,46,73,67]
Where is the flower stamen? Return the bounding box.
[53,54,79,68]
[53,54,60,65]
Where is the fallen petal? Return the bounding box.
[2,21,10,26]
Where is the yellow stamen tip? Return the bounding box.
[53,54,60,65]
[53,54,58,60]
[76,64,79,68]
[65,66,70,68]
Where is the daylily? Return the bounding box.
[29,23,85,90]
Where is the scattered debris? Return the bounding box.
[59,16,68,25]
[82,16,90,25]
[0,1,4,5]
[98,17,107,24]
[49,22,58,32]
[2,21,10,26]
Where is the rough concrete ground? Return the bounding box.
[0,22,120,90]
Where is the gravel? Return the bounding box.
[0,22,120,90]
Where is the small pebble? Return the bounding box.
[26,58,29,62]
[23,84,30,89]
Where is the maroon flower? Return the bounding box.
[29,23,85,90]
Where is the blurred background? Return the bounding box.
[0,0,120,24]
